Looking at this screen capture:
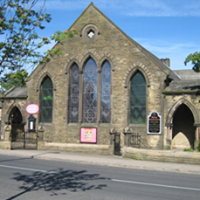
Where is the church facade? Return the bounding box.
[1,3,200,155]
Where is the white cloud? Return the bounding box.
[138,40,196,53]
[36,0,89,10]
[40,0,200,17]
[134,38,198,69]
[117,0,200,17]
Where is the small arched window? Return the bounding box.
[101,61,111,123]
[40,76,53,123]
[82,58,98,123]
[68,63,80,123]
[130,71,146,124]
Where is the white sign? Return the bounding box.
[26,104,39,114]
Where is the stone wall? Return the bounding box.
[24,4,169,153]
[1,4,199,154]
[123,147,200,164]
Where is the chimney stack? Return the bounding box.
[160,58,170,67]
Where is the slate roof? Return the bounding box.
[173,70,200,80]
[163,69,200,94]
[163,80,200,94]
[4,87,27,98]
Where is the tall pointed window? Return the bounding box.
[101,61,111,123]
[68,63,80,123]
[40,76,53,123]
[130,71,146,124]
[82,58,98,123]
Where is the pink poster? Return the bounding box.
[80,128,97,143]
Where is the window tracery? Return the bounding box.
[82,58,98,123]
[68,58,112,124]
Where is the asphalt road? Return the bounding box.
[0,154,200,200]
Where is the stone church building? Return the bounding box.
[1,3,200,155]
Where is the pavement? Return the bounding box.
[0,149,200,174]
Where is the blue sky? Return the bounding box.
[36,0,200,71]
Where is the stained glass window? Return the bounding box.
[68,63,79,123]
[82,58,98,123]
[101,61,111,123]
[40,76,53,123]
[130,71,146,124]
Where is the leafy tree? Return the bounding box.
[0,0,77,76]
[0,70,28,93]
[184,52,200,72]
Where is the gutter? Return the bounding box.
[1,96,28,100]
[163,90,200,95]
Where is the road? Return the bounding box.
[0,154,199,200]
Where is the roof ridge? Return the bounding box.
[4,86,16,96]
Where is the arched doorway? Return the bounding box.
[9,107,24,149]
[172,104,195,149]
[9,106,38,150]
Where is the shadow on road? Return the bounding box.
[7,168,108,200]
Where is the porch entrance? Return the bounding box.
[10,107,38,150]
[172,104,195,149]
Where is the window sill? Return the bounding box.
[67,122,110,128]
[129,124,146,128]
[39,122,53,126]
[68,123,79,126]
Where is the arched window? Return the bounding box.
[101,61,111,123]
[68,63,80,123]
[40,76,53,123]
[130,71,146,124]
[82,58,98,123]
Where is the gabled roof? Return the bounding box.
[29,2,180,81]
[68,2,180,81]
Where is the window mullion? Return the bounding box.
[97,69,101,124]
[79,71,83,123]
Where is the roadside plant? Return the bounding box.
[0,0,77,92]
[183,148,194,152]
[184,51,200,72]
[0,0,77,76]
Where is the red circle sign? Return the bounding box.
[26,104,39,114]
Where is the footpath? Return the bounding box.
[0,149,200,174]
